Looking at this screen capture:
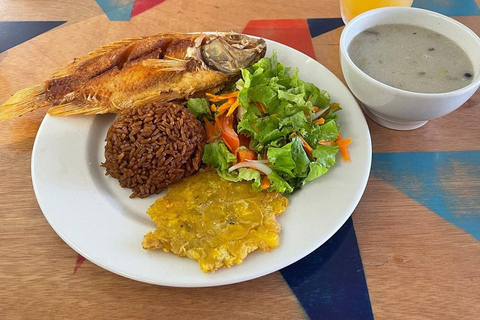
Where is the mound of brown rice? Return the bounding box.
[102,103,205,198]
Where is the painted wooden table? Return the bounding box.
[0,1,479,319]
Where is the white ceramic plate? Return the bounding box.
[31,38,372,287]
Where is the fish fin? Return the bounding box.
[116,42,137,70]
[133,94,164,107]
[51,37,145,78]
[141,59,188,72]
[0,84,49,121]
[47,100,111,116]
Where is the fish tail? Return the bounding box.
[0,84,49,121]
[47,100,111,116]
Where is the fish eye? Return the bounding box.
[229,34,242,41]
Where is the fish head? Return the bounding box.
[201,33,266,74]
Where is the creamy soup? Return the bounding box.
[348,24,474,93]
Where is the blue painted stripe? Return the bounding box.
[94,0,134,21]
[413,0,480,16]
[372,151,480,240]
[0,21,66,54]
[281,217,374,320]
[307,18,345,38]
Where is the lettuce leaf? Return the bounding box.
[290,136,310,177]
[312,145,338,168]
[202,141,236,171]
[187,98,212,120]
[217,168,263,190]
[304,163,329,184]
[267,143,296,177]
[267,171,294,193]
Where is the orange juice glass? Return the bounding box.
[340,0,413,23]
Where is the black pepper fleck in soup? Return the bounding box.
[364,30,379,35]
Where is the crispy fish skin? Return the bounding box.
[0,32,266,121]
[47,60,231,116]
[142,169,288,273]
[45,33,186,100]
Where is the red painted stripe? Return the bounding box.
[132,0,167,17]
[243,19,316,59]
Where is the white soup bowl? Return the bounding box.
[340,7,480,130]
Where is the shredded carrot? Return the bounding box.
[272,114,278,117]
[297,135,313,153]
[206,93,222,102]
[319,140,336,146]
[320,102,340,118]
[298,134,314,161]
[206,91,240,102]
[210,104,217,112]
[226,99,240,116]
[204,117,220,142]
[217,98,236,114]
[216,102,229,114]
[254,101,268,114]
[314,118,325,125]
[214,114,221,128]
[204,118,214,139]
[336,137,352,148]
[219,91,240,98]
[261,176,271,190]
[339,146,350,161]
[207,90,242,117]
[290,132,314,161]
[336,134,351,162]
[313,106,319,112]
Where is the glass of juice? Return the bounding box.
[340,0,413,24]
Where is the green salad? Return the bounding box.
[187,52,350,193]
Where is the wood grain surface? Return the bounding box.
[1,0,479,319]
[354,177,480,320]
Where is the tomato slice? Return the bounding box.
[237,149,257,163]
[218,114,240,154]
[238,133,251,148]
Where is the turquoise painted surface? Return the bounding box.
[372,151,480,240]
[94,0,134,21]
[413,0,480,16]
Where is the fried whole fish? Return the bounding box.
[0,32,266,121]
